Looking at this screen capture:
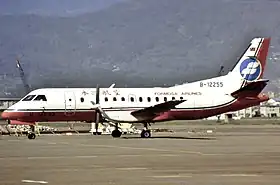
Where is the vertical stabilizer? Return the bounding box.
[230,38,270,87]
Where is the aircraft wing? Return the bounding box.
[92,100,186,123]
[130,100,186,120]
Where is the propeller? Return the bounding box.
[91,85,123,134]
[96,84,100,105]
[94,84,100,135]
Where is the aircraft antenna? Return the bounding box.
[218,65,224,76]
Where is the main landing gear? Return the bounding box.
[111,123,122,138]
[141,123,151,138]
[110,122,152,138]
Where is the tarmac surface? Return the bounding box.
[1,123,280,185]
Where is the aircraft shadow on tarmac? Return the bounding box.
[121,136,216,140]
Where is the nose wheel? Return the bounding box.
[27,132,36,139]
[27,124,38,140]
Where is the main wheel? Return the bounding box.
[111,129,122,138]
[27,133,36,140]
[141,130,151,138]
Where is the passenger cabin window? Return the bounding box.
[172,97,175,100]
[121,97,125,101]
[130,97,134,102]
[155,97,159,102]
[139,97,143,102]
[164,97,167,102]
[22,95,36,101]
[113,97,117,101]
[105,97,108,102]
[180,97,183,100]
[147,97,151,102]
[34,95,47,101]
[80,97,84,102]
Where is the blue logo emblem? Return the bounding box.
[239,57,262,81]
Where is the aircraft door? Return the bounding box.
[64,91,76,115]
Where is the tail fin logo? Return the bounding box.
[239,57,262,81]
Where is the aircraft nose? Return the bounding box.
[1,111,23,120]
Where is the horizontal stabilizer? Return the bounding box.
[131,100,186,120]
[231,79,269,98]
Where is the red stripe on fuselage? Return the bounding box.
[1,110,97,123]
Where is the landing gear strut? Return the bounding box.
[111,123,122,138]
[141,123,151,138]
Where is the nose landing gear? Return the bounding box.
[27,124,39,140]
[27,132,36,139]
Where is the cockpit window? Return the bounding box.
[34,95,47,101]
[22,95,36,101]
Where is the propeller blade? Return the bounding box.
[96,84,100,105]
[94,84,100,135]
[95,111,100,134]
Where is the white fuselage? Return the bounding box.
[2,72,264,123]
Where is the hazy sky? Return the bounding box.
[0,0,128,16]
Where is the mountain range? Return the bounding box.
[1,0,280,97]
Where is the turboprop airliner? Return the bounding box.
[1,37,271,139]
